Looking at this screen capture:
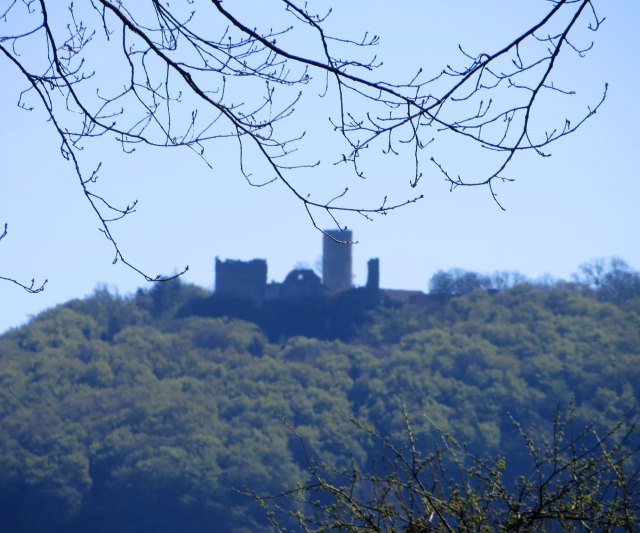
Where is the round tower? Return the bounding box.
[322,229,352,292]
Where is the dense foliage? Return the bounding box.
[1,268,639,531]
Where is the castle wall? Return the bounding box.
[280,269,323,300]
[215,258,267,304]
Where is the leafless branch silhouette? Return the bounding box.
[0,224,47,293]
[0,0,605,283]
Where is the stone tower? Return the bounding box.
[366,258,380,291]
[322,229,352,292]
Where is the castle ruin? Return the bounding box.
[215,230,378,303]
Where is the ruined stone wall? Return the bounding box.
[280,269,323,300]
[215,258,267,304]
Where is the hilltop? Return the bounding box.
[0,267,638,531]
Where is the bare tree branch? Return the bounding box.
[0,223,47,293]
[257,409,639,531]
[0,0,605,282]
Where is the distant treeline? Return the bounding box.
[0,258,638,532]
[429,256,640,304]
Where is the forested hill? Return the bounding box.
[1,275,639,532]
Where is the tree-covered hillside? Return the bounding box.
[1,273,638,531]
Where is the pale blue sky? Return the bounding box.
[1,1,638,333]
